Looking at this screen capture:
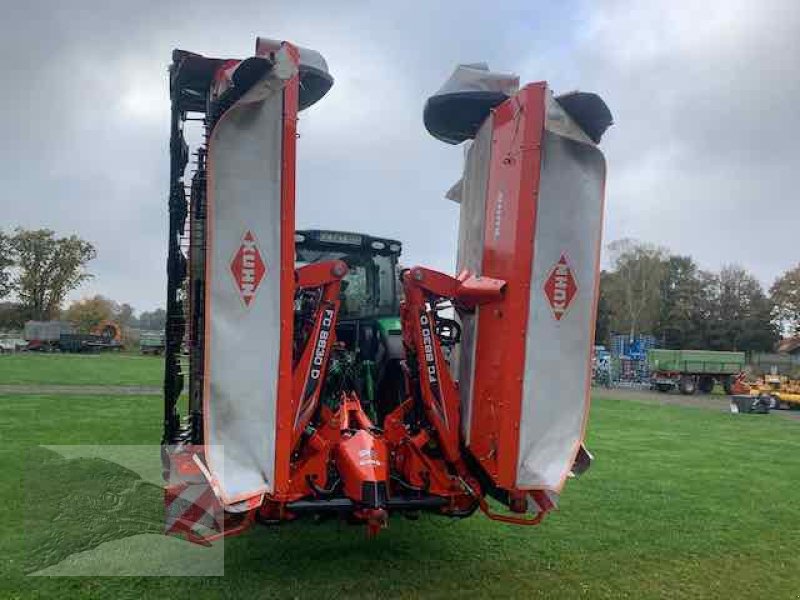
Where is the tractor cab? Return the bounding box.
[295,230,404,418]
[295,230,401,321]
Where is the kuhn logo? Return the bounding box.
[543,253,578,321]
[230,231,266,307]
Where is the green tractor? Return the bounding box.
[295,230,405,420]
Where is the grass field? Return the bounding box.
[0,353,163,387]
[1,354,799,598]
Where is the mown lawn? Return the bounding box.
[0,391,798,599]
[0,353,163,387]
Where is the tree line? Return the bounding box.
[0,228,165,332]
[62,295,166,333]
[596,239,800,353]
[2,228,798,350]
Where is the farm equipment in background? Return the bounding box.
[648,349,745,395]
[24,320,124,353]
[729,394,771,414]
[140,331,166,355]
[161,37,612,540]
[592,345,611,387]
[91,320,122,344]
[24,320,74,352]
[608,334,655,387]
[732,371,800,410]
[0,334,27,354]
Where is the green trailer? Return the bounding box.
[648,349,746,395]
[140,331,165,355]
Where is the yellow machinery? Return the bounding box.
[90,320,122,343]
[748,374,800,410]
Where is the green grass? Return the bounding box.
[0,392,798,598]
[0,353,163,387]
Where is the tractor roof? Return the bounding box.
[296,230,402,255]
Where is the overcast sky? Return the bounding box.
[2,0,798,312]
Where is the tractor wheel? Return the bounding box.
[679,376,697,395]
[698,376,715,394]
[656,383,672,393]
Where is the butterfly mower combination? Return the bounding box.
[162,37,613,540]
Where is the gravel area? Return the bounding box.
[593,386,800,421]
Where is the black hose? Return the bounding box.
[306,475,340,498]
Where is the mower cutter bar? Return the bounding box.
[285,495,449,514]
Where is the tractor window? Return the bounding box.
[374,254,398,314]
[295,246,399,319]
[339,263,372,318]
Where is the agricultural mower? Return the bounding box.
[162,37,612,540]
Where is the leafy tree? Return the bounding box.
[770,263,800,334]
[701,265,777,352]
[10,229,96,320]
[594,271,612,346]
[0,231,13,300]
[63,295,116,333]
[0,302,25,330]
[603,239,667,338]
[654,255,705,349]
[600,240,778,352]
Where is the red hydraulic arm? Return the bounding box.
[398,266,555,526]
[400,266,505,466]
[290,259,348,451]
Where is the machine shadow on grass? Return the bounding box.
[21,445,227,576]
[220,516,510,595]
[20,444,471,579]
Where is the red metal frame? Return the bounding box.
[290,260,348,450]
[469,84,546,488]
[171,259,556,542]
[169,43,572,539]
[272,41,301,496]
[394,264,557,526]
[399,267,505,465]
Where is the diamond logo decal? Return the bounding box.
[230,230,266,307]
[543,253,578,321]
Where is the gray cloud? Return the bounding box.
[1,0,797,311]
[566,0,800,281]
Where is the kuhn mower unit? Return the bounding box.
[163,38,612,539]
